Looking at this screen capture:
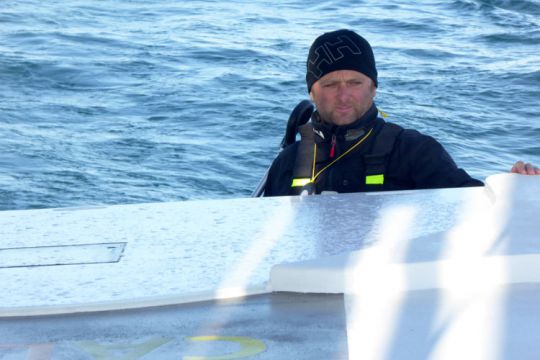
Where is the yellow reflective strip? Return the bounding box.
[291,178,311,187]
[366,174,384,185]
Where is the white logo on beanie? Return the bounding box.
[308,35,363,78]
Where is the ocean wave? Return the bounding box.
[1,0,538,209]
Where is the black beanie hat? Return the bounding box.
[306,29,377,92]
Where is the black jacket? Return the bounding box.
[264,105,483,196]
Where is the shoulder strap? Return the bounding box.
[281,100,314,149]
[290,123,315,191]
[363,122,403,186]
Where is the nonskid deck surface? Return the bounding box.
[0,293,348,360]
[3,286,540,360]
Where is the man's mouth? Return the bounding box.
[335,106,353,114]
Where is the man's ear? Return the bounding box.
[309,91,314,102]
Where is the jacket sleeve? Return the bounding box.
[263,144,298,197]
[398,131,484,189]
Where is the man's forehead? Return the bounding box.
[318,70,370,82]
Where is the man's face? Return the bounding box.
[310,70,376,126]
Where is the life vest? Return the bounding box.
[290,121,403,195]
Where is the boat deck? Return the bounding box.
[1,174,539,359]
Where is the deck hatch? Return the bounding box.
[0,242,126,268]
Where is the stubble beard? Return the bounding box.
[319,106,364,127]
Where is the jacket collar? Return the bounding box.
[311,103,379,142]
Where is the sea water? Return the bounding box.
[0,0,538,210]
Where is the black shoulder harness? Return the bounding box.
[291,121,403,194]
[363,122,403,187]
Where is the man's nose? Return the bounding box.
[336,83,350,100]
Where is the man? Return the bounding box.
[264,29,538,197]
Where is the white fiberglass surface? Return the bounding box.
[1,174,537,314]
[0,186,474,310]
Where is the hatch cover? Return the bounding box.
[0,242,126,268]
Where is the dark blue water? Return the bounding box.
[1,0,539,210]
